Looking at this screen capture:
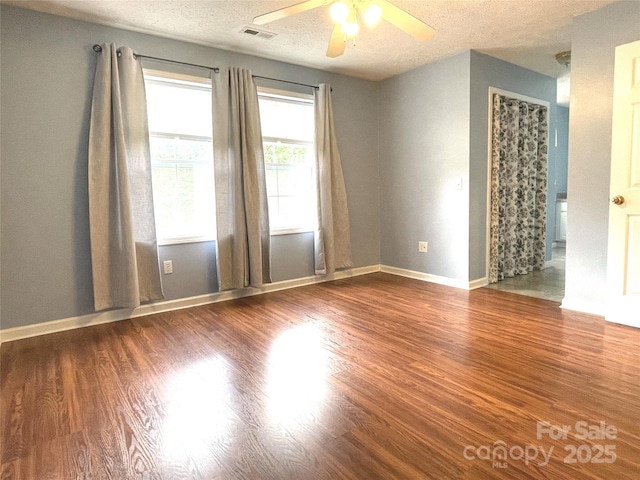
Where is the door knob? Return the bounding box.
[612,195,625,205]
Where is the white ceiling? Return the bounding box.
[3,0,618,81]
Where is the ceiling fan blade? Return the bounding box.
[326,23,346,58]
[253,0,328,25]
[380,1,435,42]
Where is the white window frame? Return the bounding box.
[144,69,216,246]
[258,87,317,236]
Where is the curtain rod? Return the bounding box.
[92,44,220,73]
[92,44,320,90]
[252,75,319,91]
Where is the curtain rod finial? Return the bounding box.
[92,44,102,52]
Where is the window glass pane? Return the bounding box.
[265,165,278,194]
[174,139,212,163]
[258,90,316,232]
[292,146,309,164]
[276,166,297,196]
[151,136,178,162]
[267,197,280,227]
[263,143,275,163]
[272,144,288,164]
[277,196,307,229]
[259,97,314,142]
[149,136,215,240]
[263,161,314,230]
[145,72,215,243]
[146,81,212,138]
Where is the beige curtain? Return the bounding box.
[88,44,164,311]
[212,67,271,290]
[314,84,353,275]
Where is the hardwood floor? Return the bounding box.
[1,273,639,479]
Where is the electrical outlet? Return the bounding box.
[163,260,173,274]
[418,241,428,253]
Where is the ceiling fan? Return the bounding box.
[253,0,436,58]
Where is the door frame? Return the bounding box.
[485,87,551,282]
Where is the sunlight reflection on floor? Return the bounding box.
[266,324,328,427]
[161,356,236,462]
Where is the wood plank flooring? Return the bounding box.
[1,273,639,479]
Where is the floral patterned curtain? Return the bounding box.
[489,94,548,284]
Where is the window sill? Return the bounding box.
[270,228,315,236]
[158,236,216,246]
[158,229,315,245]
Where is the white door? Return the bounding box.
[606,40,640,327]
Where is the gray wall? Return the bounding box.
[378,52,471,282]
[469,51,558,280]
[551,104,570,246]
[554,106,569,196]
[378,50,559,283]
[564,0,640,312]
[0,5,380,329]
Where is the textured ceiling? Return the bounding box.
[3,0,619,80]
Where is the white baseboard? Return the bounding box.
[469,277,489,290]
[543,260,554,269]
[380,265,482,291]
[604,303,640,329]
[605,315,640,329]
[562,297,640,328]
[560,297,606,317]
[0,265,381,344]
[0,265,509,344]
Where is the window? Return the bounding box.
[144,76,315,241]
[258,89,316,234]
[144,71,215,244]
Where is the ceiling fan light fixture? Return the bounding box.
[329,1,350,23]
[363,3,383,27]
[253,0,437,59]
[341,7,359,36]
[341,19,359,36]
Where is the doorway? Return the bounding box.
[484,88,565,301]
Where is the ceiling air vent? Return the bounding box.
[240,26,277,40]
